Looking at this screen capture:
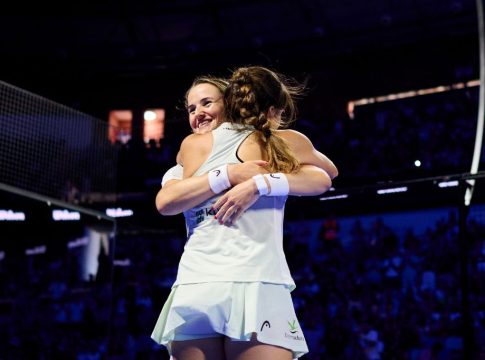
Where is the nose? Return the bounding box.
[194,107,206,119]
[191,107,205,129]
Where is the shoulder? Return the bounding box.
[180,132,210,146]
[179,132,213,175]
[180,132,212,154]
[277,129,338,178]
[276,129,313,148]
[276,129,309,138]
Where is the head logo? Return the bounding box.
[288,320,298,334]
[213,170,221,176]
[260,320,271,331]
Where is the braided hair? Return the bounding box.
[224,66,305,173]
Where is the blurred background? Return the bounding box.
[1,1,484,359]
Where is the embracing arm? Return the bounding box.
[155,176,210,216]
[156,162,329,216]
[155,160,268,216]
[212,131,336,224]
[157,129,337,219]
[278,129,338,179]
[286,165,332,195]
[212,164,331,224]
[156,133,213,215]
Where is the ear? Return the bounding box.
[267,106,277,118]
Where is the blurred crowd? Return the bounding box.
[1,209,485,359]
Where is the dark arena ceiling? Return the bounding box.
[0,0,480,119]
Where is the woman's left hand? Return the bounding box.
[213,179,260,225]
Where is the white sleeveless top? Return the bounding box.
[174,123,295,290]
[161,164,183,186]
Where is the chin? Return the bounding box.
[201,122,216,133]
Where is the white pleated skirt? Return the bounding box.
[151,281,309,359]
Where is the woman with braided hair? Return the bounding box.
[152,66,337,359]
[156,74,272,211]
[156,74,336,218]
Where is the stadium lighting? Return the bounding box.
[437,180,459,188]
[319,194,349,201]
[377,187,408,195]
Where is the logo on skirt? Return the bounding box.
[285,320,304,341]
[288,320,299,333]
[260,320,271,331]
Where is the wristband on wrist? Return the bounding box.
[252,174,269,195]
[264,173,289,196]
[208,164,231,194]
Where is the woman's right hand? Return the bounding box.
[227,160,268,185]
[212,178,260,225]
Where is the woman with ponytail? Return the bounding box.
[152,66,337,359]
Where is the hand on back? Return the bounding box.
[228,160,269,185]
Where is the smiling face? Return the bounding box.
[186,83,225,134]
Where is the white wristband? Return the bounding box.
[208,164,231,194]
[264,173,289,196]
[252,174,269,195]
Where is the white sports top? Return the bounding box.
[174,123,295,290]
[161,164,183,187]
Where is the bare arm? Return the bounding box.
[278,129,338,179]
[156,177,210,216]
[213,131,336,224]
[158,129,337,219]
[213,164,331,224]
[156,160,268,215]
[179,133,212,179]
[286,165,332,195]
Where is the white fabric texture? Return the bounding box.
[151,282,309,359]
[265,173,290,196]
[152,123,305,357]
[253,174,269,195]
[161,164,183,187]
[208,164,231,194]
[178,123,294,289]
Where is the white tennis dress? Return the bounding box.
[152,123,308,359]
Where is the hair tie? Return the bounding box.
[263,128,272,138]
